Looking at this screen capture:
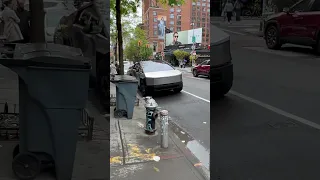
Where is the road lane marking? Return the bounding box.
[230,90,320,130]
[182,90,210,103]
[220,28,246,35]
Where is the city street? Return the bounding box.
[152,71,210,167]
[212,25,320,180]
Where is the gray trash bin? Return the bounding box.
[110,75,138,119]
[0,43,91,180]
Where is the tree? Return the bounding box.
[111,0,139,75]
[111,0,187,75]
[124,27,153,62]
[189,54,198,66]
[173,50,189,60]
[173,50,189,67]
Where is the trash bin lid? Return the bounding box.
[110,75,138,83]
[0,43,91,69]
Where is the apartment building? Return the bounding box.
[142,0,210,53]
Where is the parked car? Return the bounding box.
[192,59,210,78]
[211,24,233,98]
[264,0,320,53]
[127,60,183,96]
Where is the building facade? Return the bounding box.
[142,0,210,53]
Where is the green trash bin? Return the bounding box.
[0,43,91,180]
[111,75,138,119]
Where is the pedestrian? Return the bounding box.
[115,62,120,74]
[183,57,187,68]
[110,62,117,79]
[15,0,30,43]
[224,0,234,24]
[1,0,23,42]
[221,2,227,21]
[234,0,242,21]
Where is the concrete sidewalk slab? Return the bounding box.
[109,89,207,179]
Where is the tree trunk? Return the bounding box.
[29,0,45,43]
[115,0,124,75]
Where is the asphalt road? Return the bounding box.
[212,25,320,180]
[153,72,210,150]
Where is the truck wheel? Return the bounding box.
[265,25,282,50]
[173,87,183,93]
[213,84,232,99]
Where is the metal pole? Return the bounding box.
[163,26,166,61]
[192,23,195,67]
[160,110,169,148]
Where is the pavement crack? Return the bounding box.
[117,120,126,165]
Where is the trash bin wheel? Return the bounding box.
[12,152,41,180]
[114,109,127,118]
[13,144,19,158]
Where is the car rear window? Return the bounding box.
[141,61,174,73]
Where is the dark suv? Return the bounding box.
[211,24,233,98]
[264,0,320,53]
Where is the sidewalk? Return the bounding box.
[110,82,207,180]
[175,67,192,73]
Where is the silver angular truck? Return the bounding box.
[211,23,233,98]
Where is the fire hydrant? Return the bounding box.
[144,97,158,135]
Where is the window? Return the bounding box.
[177,27,181,32]
[154,30,157,36]
[202,3,206,6]
[290,0,312,12]
[311,0,320,11]
[170,21,174,25]
[177,8,181,12]
[207,8,210,12]
[170,27,174,31]
[197,22,200,27]
[141,61,174,72]
[197,2,200,6]
[177,15,181,20]
[192,12,196,16]
[206,38,209,43]
[153,18,157,22]
[170,14,174,18]
[153,11,157,16]
[197,6,200,10]
[197,12,200,16]
[202,0,206,1]
[192,2,196,5]
[177,21,181,25]
[197,17,201,21]
[192,6,196,11]
[202,17,205,22]
[170,8,174,12]
[153,24,157,28]
[207,3,210,7]
[206,33,209,37]
[153,42,157,52]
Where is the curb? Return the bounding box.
[160,120,210,180]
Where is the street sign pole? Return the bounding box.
[191,22,196,67]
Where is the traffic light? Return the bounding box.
[138,40,142,46]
